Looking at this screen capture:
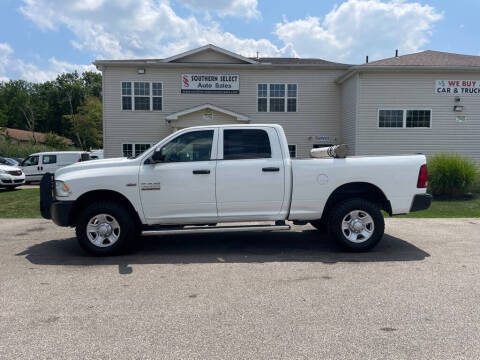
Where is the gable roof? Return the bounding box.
[337,50,480,83]
[163,44,258,64]
[251,57,350,66]
[165,103,249,122]
[363,50,480,67]
[93,44,350,69]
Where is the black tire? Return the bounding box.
[5,186,17,191]
[328,198,384,251]
[310,219,327,232]
[75,201,138,256]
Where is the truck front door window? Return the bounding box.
[161,130,213,162]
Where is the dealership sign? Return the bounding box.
[181,74,239,94]
[435,80,480,95]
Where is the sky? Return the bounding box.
[0,0,479,82]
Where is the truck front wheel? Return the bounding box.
[75,201,137,256]
[328,198,384,251]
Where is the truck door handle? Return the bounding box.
[193,169,210,174]
[262,167,280,172]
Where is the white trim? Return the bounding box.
[162,44,258,64]
[165,103,249,122]
[256,83,298,113]
[121,81,163,112]
[377,108,433,129]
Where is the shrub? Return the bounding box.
[45,132,69,149]
[0,140,77,159]
[428,153,478,197]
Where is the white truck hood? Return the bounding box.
[55,157,132,178]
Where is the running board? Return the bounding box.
[141,224,291,236]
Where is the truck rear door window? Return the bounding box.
[223,129,271,160]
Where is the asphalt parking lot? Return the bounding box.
[1,218,479,359]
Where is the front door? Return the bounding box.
[215,127,286,220]
[139,128,218,224]
[21,155,41,182]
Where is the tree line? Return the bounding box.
[0,71,103,150]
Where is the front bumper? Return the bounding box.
[50,201,74,227]
[410,194,432,212]
[39,172,74,226]
[0,174,25,186]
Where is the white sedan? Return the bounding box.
[0,164,26,190]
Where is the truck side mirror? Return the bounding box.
[151,148,164,163]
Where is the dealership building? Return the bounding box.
[94,44,480,162]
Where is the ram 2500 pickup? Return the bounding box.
[40,124,431,255]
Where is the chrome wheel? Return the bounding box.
[86,213,121,248]
[341,210,374,243]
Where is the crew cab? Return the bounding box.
[40,124,431,255]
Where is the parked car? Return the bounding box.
[89,149,104,160]
[0,156,21,166]
[0,163,25,190]
[40,124,431,256]
[21,151,90,183]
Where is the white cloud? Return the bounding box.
[17,0,443,66]
[0,43,14,82]
[275,0,443,63]
[19,0,288,60]
[0,43,96,82]
[177,0,260,19]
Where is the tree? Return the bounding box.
[65,96,102,149]
[56,71,86,147]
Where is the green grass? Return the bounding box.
[0,188,479,219]
[0,188,41,218]
[392,195,480,218]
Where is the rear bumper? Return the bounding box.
[410,194,432,212]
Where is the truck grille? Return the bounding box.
[8,170,22,176]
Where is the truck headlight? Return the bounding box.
[55,180,71,197]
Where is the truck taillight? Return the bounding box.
[417,164,428,188]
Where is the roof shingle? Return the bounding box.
[363,50,480,67]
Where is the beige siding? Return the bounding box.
[356,72,480,163]
[172,109,239,129]
[102,65,344,158]
[340,74,358,154]
[173,49,247,63]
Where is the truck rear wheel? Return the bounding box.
[75,201,137,256]
[328,198,384,251]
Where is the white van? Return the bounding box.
[21,151,90,183]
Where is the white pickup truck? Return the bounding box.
[40,124,431,255]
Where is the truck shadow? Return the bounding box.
[17,230,430,267]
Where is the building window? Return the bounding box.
[407,110,431,128]
[379,110,403,128]
[134,82,150,110]
[122,82,132,110]
[152,82,162,111]
[135,143,151,157]
[123,144,133,157]
[123,143,152,158]
[269,84,285,112]
[287,84,297,112]
[257,84,267,112]
[288,145,296,158]
[122,81,163,111]
[379,109,431,128]
[257,83,297,112]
